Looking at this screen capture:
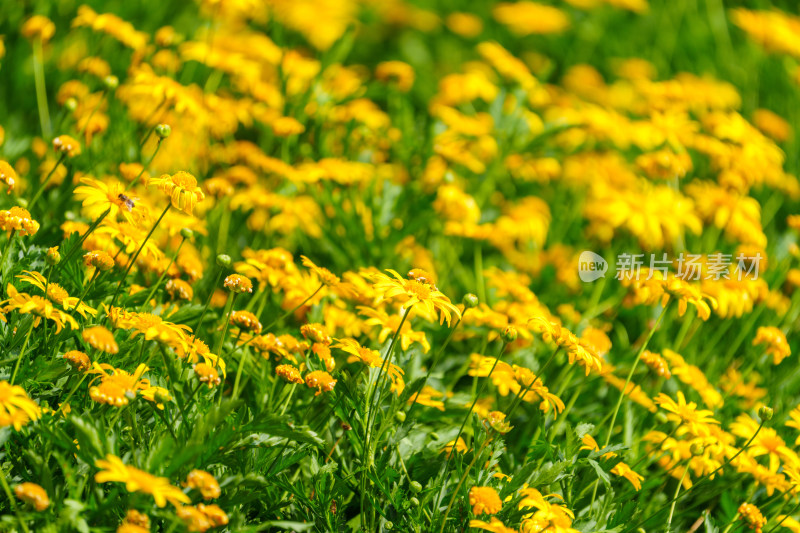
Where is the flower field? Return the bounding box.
[2,0,800,531]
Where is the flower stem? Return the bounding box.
[107,203,171,311]
[56,208,111,272]
[129,137,164,189]
[0,465,30,533]
[665,467,690,532]
[29,152,66,209]
[140,236,186,310]
[32,37,51,139]
[10,320,35,385]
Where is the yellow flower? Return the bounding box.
[0,160,17,194]
[276,364,304,384]
[95,454,191,508]
[17,270,97,318]
[655,391,720,437]
[358,306,430,352]
[492,2,570,35]
[752,326,791,365]
[408,386,446,411]
[0,206,40,236]
[469,518,517,533]
[737,503,767,533]
[611,462,644,491]
[194,363,221,388]
[223,274,253,294]
[0,381,41,430]
[375,61,415,91]
[148,171,205,215]
[82,325,119,353]
[371,269,461,326]
[52,135,82,157]
[14,482,49,511]
[230,310,262,334]
[74,178,149,226]
[184,470,221,500]
[63,350,91,372]
[271,116,305,137]
[87,363,150,407]
[305,370,337,396]
[166,278,194,301]
[301,255,340,286]
[1,284,78,333]
[21,15,56,42]
[446,13,484,38]
[469,486,503,515]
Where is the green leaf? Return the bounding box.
[588,459,611,487]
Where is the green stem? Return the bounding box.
[0,465,30,533]
[129,138,164,189]
[32,37,51,139]
[262,283,324,330]
[10,320,35,385]
[56,374,88,415]
[767,501,800,533]
[140,236,186,310]
[107,203,171,311]
[665,467,690,533]
[29,153,66,209]
[57,208,111,273]
[404,315,464,421]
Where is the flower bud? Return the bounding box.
[64,97,78,112]
[180,227,194,240]
[216,254,231,268]
[385,521,393,530]
[103,75,119,90]
[155,123,171,139]
[690,442,704,456]
[501,326,517,343]
[428,431,440,441]
[45,246,60,265]
[758,405,773,422]
[409,481,422,493]
[409,497,419,508]
[395,411,406,423]
[462,293,479,309]
[655,412,669,425]
[155,389,172,404]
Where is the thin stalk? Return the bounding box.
[30,153,66,209]
[262,283,324,330]
[140,236,186,310]
[32,37,51,139]
[129,138,164,189]
[665,467,690,533]
[107,203,171,311]
[590,303,670,512]
[404,315,464,421]
[57,208,111,272]
[0,466,30,533]
[10,321,35,385]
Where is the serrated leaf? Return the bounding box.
[588,459,611,486]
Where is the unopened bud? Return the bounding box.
[394,411,406,423]
[462,293,479,309]
[690,442,704,456]
[655,412,669,425]
[758,405,773,422]
[103,75,119,90]
[46,247,61,266]
[64,97,78,112]
[409,481,422,493]
[216,254,231,268]
[155,123,171,139]
[180,227,194,240]
[501,326,517,343]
